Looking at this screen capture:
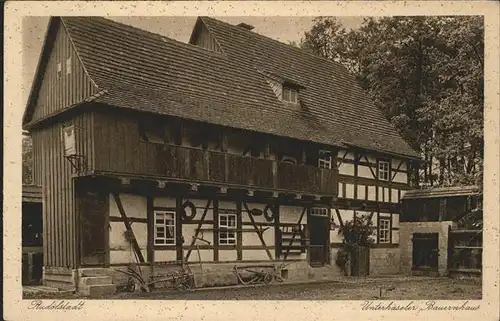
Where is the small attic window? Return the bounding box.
[66,56,72,75]
[282,87,298,104]
[57,62,62,78]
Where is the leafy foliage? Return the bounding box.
[338,214,375,249]
[301,16,484,188]
[22,134,33,185]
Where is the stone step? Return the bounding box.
[80,284,116,297]
[43,279,75,291]
[79,276,113,286]
[79,268,112,277]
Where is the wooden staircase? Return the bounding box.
[280,224,308,259]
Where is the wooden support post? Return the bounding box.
[237,201,243,261]
[147,195,154,263]
[185,199,212,261]
[274,204,281,259]
[283,206,307,260]
[242,202,273,260]
[176,196,183,261]
[112,192,145,263]
[213,199,219,262]
[354,153,359,200]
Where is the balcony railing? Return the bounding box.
[98,142,338,196]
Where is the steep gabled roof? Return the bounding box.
[26,16,420,159]
[197,16,419,158]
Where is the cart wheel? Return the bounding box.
[264,273,273,284]
[126,278,136,292]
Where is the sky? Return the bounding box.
[22,16,363,108]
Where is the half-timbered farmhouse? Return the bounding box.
[23,16,421,293]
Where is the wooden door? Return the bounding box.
[351,246,370,277]
[79,191,108,266]
[412,233,439,274]
[308,214,329,267]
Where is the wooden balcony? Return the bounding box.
[95,142,339,196]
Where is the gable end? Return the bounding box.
[23,17,98,128]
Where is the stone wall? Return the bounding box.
[399,221,453,276]
[369,247,401,275]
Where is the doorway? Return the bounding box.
[308,209,330,267]
[412,233,439,275]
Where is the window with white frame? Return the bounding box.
[282,87,298,103]
[318,150,332,169]
[219,212,237,245]
[378,160,390,181]
[154,210,176,245]
[66,56,72,75]
[310,207,329,216]
[378,217,390,243]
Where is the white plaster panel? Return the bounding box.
[367,186,376,201]
[280,205,307,224]
[358,165,374,179]
[357,184,366,200]
[242,202,271,224]
[392,214,400,228]
[384,188,390,203]
[109,221,148,250]
[344,151,355,160]
[154,250,177,262]
[243,249,275,261]
[242,229,275,246]
[330,230,343,244]
[378,187,384,202]
[339,163,355,176]
[110,193,147,219]
[393,172,408,184]
[400,190,407,199]
[186,249,213,262]
[338,183,344,198]
[339,209,354,225]
[345,183,355,199]
[110,249,147,264]
[391,159,407,171]
[219,250,238,261]
[183,224,214,245]
[219,200,238,210]
[366,155,377,164]
[391,189,399,203]
[153,196,176,208]
[392,230,399,244]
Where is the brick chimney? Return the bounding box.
[237,22,255,31]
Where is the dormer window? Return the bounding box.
[282,87,298,103]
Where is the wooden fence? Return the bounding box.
[447,227,482,276]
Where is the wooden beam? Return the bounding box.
[237,201,243,261]
[274,204,281,259]
[147,195,154,263]
[175,197,184,261]
[242,202,273,260]
[283,206,307,260]
[185,199,212,262]
[213,199,219,262]
[111,192,145,263]
[335,208,344,229]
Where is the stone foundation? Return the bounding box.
[369,247,401,275]
[43,266,78,291]
[108,260,313,290]
[399,221,453,276]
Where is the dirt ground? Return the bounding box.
[24,277,481,300]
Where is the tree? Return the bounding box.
[22,134,33,185]
[301,16,484,188]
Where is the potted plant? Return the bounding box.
[335,214,375,276]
